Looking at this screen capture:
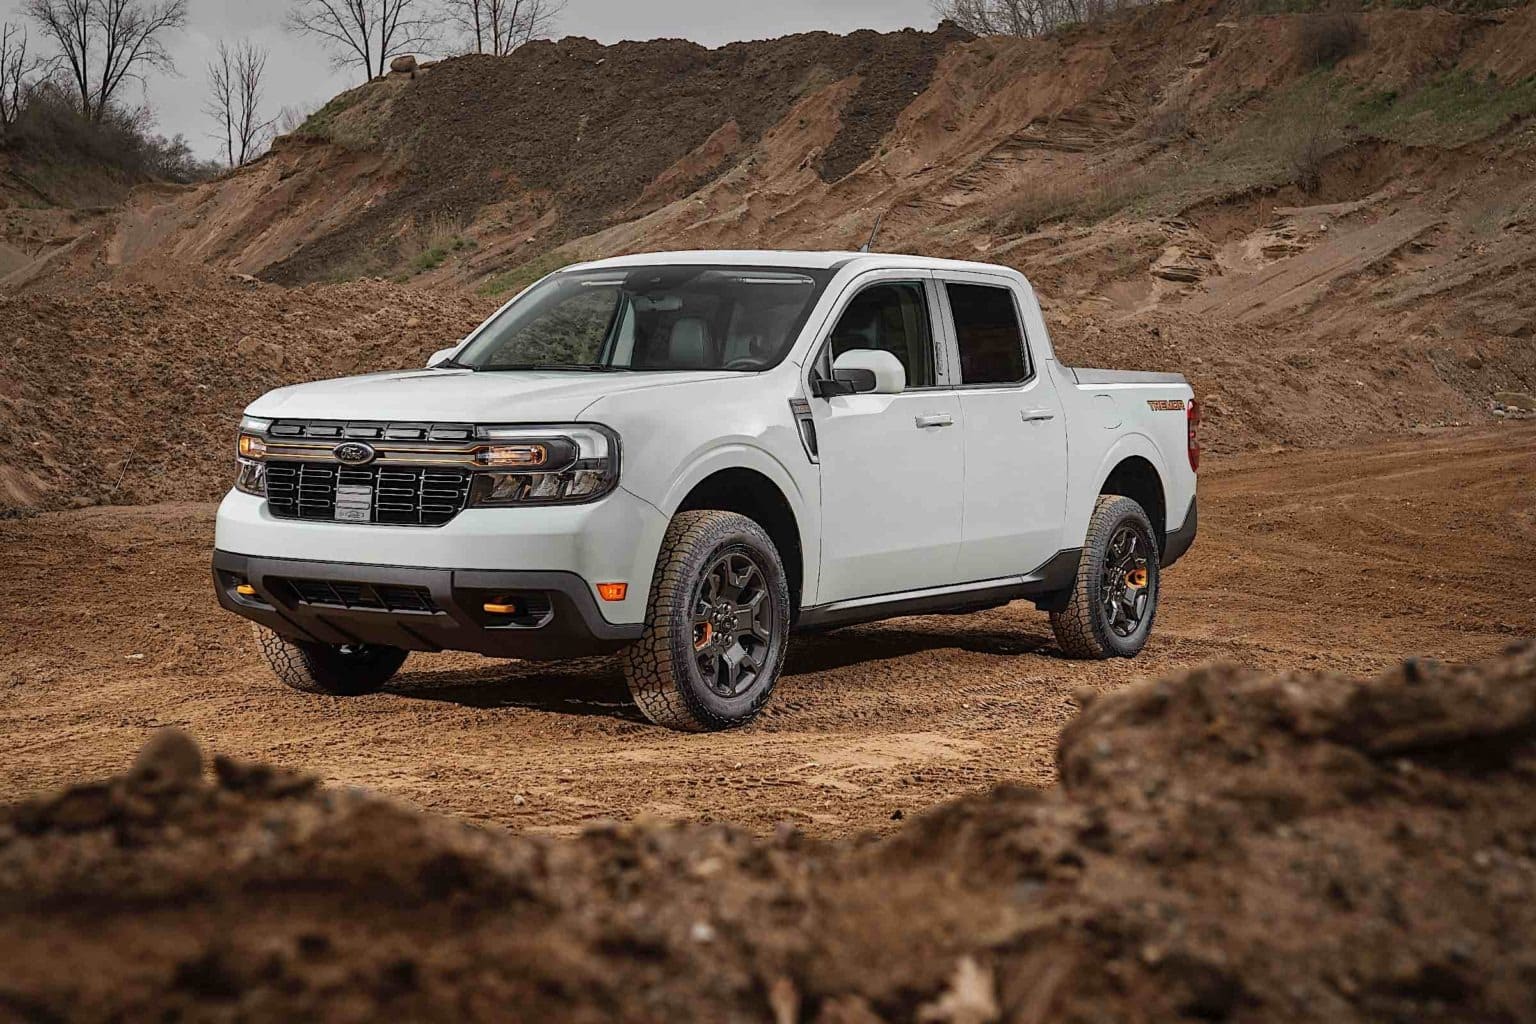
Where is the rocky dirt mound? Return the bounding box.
[4,644,1533,1021]
[258,25,967,284]
[0,266,483,509]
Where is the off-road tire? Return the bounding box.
[1051,495,1160,660]
[252,624,408,695]
[621,510,791,732]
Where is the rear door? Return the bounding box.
[808,271,966,604]
[936,274,1069,581]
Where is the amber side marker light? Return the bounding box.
[235,583,257,597]
[596,582,628,602]
[483,599,521,615]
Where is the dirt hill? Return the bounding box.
[95,2,1536,303]
[3,1,1536,511]
[3,643,1533,1021]
[0,268,483,509]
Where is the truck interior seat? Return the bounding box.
[668,317,711,367]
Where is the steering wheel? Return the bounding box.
[723,357,766,372]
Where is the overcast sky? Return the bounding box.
[0,0,940,162]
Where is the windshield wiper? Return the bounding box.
[476,362,634,373]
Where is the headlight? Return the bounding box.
[468,424,619,506]
[234,415,272,495]
[237,415,272,460]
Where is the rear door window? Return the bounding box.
[946,283,1031,386]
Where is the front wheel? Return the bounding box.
[621,510,790,731]
[1050,495,1161,659]
[252,624,408,695]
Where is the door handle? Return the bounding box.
[914,413,954,429]
[1021,409,1056,422]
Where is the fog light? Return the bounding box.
[596,582,628,602]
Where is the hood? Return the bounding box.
[245,368,735,423]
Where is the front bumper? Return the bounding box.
[213,486,669,626]
[214,551,643,659]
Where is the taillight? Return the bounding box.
[1187,398,1201,472]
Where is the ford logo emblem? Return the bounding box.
[333,441,377,466]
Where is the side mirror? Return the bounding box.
[427,347,458,368]
[826,349,905,396]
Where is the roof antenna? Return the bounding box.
[858,210,886,253]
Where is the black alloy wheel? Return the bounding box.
[1101,524,1152,638]
[691,551,776,698]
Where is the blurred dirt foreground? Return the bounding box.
[4,644,1534,1022]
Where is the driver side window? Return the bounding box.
[828,281,935,389]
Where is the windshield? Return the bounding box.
[453,265,834,372]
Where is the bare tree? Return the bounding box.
[276,100,318,135]
[933,0,1148,38]
[0,22,57,130]
[444,0,562,56]
[205,39,273,168]
[286,0,434,80]
[23,0,186,122]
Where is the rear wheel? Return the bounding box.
[252,624,408,695]
[1051,495,1160,659]
[622,510,790,731]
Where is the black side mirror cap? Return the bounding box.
[812,376,853,399]
[813,368,877,398]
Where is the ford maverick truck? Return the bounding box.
[214,251,1198,731]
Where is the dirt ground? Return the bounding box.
[3,424,1531,838]
[5,631,1534,1022]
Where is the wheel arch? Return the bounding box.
[672,464,807,616]
[1097,453,1168,552]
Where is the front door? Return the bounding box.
[810,275,966,605]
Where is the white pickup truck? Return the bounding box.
[214,251,1198,731]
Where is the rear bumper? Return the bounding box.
[213,550,643,660]
[1161,496,1197,569]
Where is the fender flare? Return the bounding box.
[1081,432,1174,533]
[654,441,821,604]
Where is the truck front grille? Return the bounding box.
[265,462,473,527]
